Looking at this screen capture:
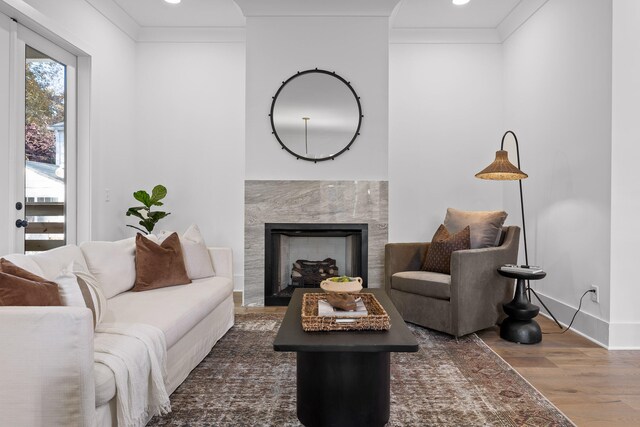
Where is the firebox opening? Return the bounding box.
[265,223,368,306]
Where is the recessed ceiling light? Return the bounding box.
[164,0,181,4]
[452,0,470,5]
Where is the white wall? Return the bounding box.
[0,12,11,255]
[21,0,138,242]
[389,43,505,242]
[134,41,245,290]
[245,17,389,180]
[610,0,640,348]
[503,0,612,345]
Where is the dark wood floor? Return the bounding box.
[234,292,640,426]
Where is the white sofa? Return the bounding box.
[0,240,235,427]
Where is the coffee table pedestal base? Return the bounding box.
[297,351,390,427]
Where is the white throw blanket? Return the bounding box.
[94,323,171,427]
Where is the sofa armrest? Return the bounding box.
[449,226,520,336]
[0,306,95,427]
[384,242,430,294]
[208,247,233,281]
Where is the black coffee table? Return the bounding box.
[273,288,419,427]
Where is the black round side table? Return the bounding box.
[497,267,547,344]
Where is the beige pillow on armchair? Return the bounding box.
[444,207,507,249]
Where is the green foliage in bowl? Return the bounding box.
[329,276,353,283]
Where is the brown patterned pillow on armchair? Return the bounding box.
[422,225,471,274]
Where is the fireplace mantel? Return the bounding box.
[244,180,388,306]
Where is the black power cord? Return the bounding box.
[530,288,595,335]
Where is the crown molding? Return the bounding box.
[390,0,549,45]
[0,0,94,55]
[56,0,548,45]
[83,0,245,43]
[137,27,246,43]
[497,0,549,42]
[234,0,401,18]
[390,28,501,45]
[84,0,139,41]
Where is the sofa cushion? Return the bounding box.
[80,236,157,299]
[391,271,451,300]
[157,224,215,280]
[102,276,233,348]
[94,363,116,407]
[0,259,62,306]
[0,269,62,306]
[444,207,507,249]
[0,254,45,277]
[132,233,191,292]
[54,262,107,328]
[27,245,89,281]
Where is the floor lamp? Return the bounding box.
[475,130,562,329]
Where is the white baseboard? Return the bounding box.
[608,322,640,350]
[534,292,609,348]
[233,274,244,292]
[537,293,640,349]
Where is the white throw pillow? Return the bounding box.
[28,244,89,281]
[157,224,215,280]
[80,234,159,299]
[55,261,107,328]
[1,254,45,277]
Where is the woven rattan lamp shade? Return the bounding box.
[475,150,528,181]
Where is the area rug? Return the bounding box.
[149,313,573,426]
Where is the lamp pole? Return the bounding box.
[500,130,562,329]
[500,131,529,266]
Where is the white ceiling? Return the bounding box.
[108,0,522,29]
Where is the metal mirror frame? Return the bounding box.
[269,68,363,163]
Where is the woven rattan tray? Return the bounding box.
[301,293,391,332]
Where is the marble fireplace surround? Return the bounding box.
[244,180,388,306]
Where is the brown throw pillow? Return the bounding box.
[132,233,191,292]
[422,225,471,275]
[0,258,63,306]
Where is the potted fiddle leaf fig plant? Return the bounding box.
[125,184,170,235]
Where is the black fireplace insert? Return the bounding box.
[264,223,368,306]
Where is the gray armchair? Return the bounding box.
[385,226,520,337]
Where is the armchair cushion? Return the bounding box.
[444,208,507,249]
[391,271,451,300]
[422,225,470,274]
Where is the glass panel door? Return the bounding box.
[13,25,76,253]
[24,46,66,252]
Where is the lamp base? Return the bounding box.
[500,318,542,344]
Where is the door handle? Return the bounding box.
[15,219,28,228]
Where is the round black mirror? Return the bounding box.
[269,69,363,162]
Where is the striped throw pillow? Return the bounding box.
[54,261,107,328]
